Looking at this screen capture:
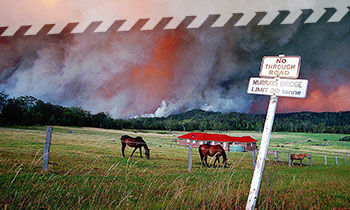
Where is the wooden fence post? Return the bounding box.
[324,155,327,165]
[335,156,338,165]
[275,151,279,162]
[188,144,192,172]
[288,152,291,168]
[42,127,53,171]
[252,150,256,169]
[309,154,312,166]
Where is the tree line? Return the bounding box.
[1,92,350,134]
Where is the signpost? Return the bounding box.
[245,55,308,210]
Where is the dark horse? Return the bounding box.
[291,153,310,166]
[120,135,150,159]
[199,144,227,167]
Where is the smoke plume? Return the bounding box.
[1,5,350,118]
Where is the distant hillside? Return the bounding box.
[168,109,221,120]
[127,109,350,134]
[1,93,350,134]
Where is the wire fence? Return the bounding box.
[2,127,350,170]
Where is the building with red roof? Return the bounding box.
[177,132,257,151]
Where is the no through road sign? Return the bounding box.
[260,55,301,79]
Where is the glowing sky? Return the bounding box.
[0,0,349,118]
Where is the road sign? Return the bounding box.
[247,77,308,98]
[260,55,301,78]
[246,55,308,210]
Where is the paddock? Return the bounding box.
[1,126,350,209]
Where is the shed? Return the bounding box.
[177,132,257,152]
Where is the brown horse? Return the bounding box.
[120,135,150,159]
[199,144,227,167]
[291,153,310,165]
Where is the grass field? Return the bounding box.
[1,126,350,209]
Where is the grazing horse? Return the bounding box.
[199,144,227,167]
[291,153,310,166]
[120,135,150,159]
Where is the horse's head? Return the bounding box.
[306,154,310,159]
[145,148,150,159]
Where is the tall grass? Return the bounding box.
[1,127,350,209]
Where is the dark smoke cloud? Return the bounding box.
[1,12,350,118]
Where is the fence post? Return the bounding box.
[309,154,312,166]
[252,150,256,169]
[324,155,327,165]
[42,127,53,171]
[188,144,192,172]
[344,156,346,164]
[335,156,338,165]
[288,152,291,168]
[275,151,279,162]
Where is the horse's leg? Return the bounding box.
[300,159,302,166]
[130,147,138,157]
[200,154,205,167]
[121,143,126,157]
[214,157,220,167]
[139,147,143,158]
[204,156,209,167]
[199,151,205,167]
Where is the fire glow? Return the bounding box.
[0,1,350,118]
[98,31,184,115]
[277,83,350,113]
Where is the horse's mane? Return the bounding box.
[137,137,149,149]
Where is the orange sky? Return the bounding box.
[97,31,185,114]
[277,83,350,113]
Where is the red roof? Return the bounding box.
[177,132,257,143]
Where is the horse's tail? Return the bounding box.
[219,145,227,166]
[198,145,204,159]
[120,135,128,140]
[222,149,227,162]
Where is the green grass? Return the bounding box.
[0,127,350,209]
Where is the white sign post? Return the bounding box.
[245,55,308,210]
[246,95,278,209]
